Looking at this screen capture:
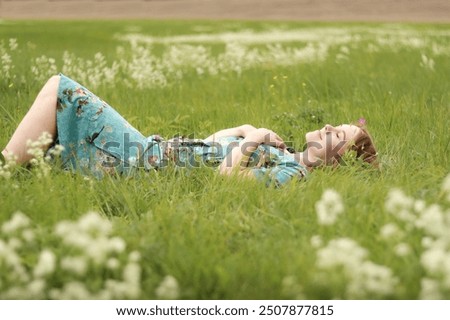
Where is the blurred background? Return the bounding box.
[0,0,449,22]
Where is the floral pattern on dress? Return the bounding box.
[56,74,162,178]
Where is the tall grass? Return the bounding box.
[0,20,449,299]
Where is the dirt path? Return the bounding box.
[1,0,449,22]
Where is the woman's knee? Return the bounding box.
[47,75,61,88]
[37,75,61,103]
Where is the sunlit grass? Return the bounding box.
[0,20,449,299]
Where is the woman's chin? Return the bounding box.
[305,130,319,143]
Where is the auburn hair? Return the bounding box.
[349,124,378,166]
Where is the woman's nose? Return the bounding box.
[324,124,334,131]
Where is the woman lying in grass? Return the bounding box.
[1,75,377,186]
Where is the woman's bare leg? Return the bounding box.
[1,75,60,164]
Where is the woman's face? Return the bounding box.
[304,124,362,166]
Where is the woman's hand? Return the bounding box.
[219,128,286,175]
[245,128,286,150]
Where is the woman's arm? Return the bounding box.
[219,128,286,176]
[204,124,257,142]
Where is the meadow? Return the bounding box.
[0,20,449,299]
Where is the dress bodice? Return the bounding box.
[143,135,308,187]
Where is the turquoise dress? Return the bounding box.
[55,74,308,186]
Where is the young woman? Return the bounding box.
[1,74,377,186]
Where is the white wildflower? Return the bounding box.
[347,261,398,298]
[104,278,141,300]
[52,281,92,300]
[48,144,65,158]
[0,153,16,179]
[31,55,58,83]
[340,46,350,54]
[66,234,91,250]
[316,237,398,299]
[2,286,26,299]
[27,279,46,299]
[335,53,348,63]
[0,240,29,283]
[2,211,31,234]
[316,238,367,271]
[34,249,56,278]
[394,243,412,257]
[442,174,450,202]
[0,165,12,179]
[379,223,403,240]
[422,237,434,249]
[57,228,91,249]
[77,211,112,236]
[60,257,88,276]
[420,54,435,71]
[415,204,446,238]
[7,238,22,250]
[118,43,167,89]
[108,237,126,253]
[155,275,180,300]
[1,52,13,79]
[86,238,112,265]
[26,132,54,177]
[104,279,127,299]
[420,278,443,299]
[335,46,349,63]
[9,38,18,51]
[315,189,344,226]
[55,212,120,266]
[385,188,416,223]
[414,200,427,213]
[54,220,76,238]
[281,276,305,299]
[420,247,448,275]
[129,251,141,263]
[106,258,120,270]
[22,229,35,243]
[310,235,323,248]
[123,262,142,298]
[123,262,141,286]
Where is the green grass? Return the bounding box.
[0,20,449,299]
